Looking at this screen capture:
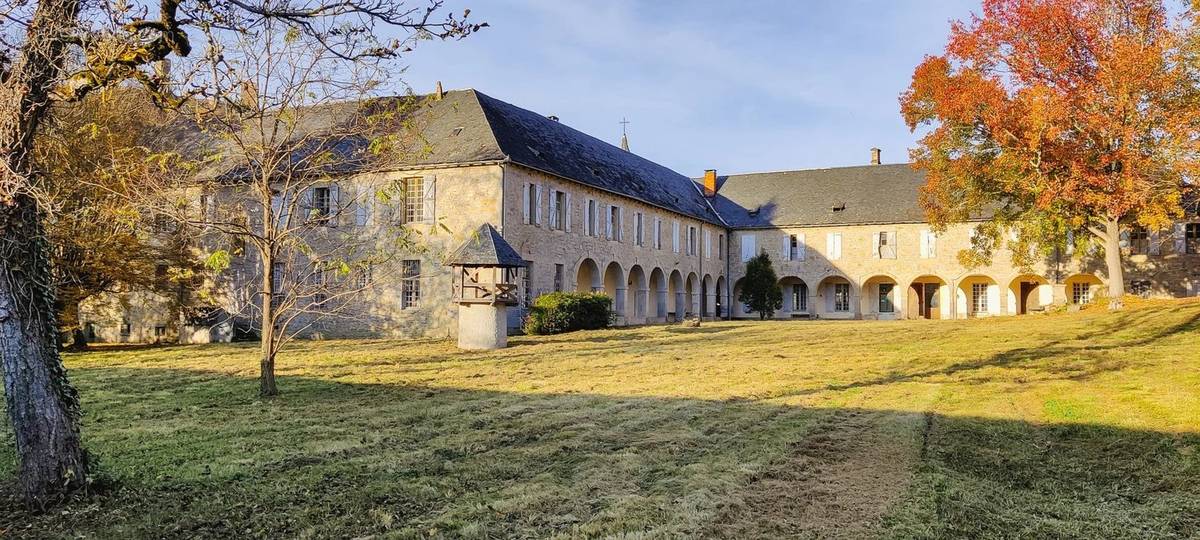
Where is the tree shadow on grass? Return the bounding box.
[1,368,1197,539]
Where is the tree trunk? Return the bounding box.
[0,0,89,507]
[1103,216,1126,310]
[259,250,278,397]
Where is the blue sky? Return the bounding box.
[399,1,981,176]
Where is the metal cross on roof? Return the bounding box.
[619,117,630,135]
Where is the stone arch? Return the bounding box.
[575,258,601,292]
[1008,274,1052,314]
[862,274,901,319]
[668,269,685,321]
[649,267,668,321]
[603,261,625,321]
[1065,273,1104,305]
[685,272,700,317]
[731,277,749,318]
[815,274,857,319]
[627,265,648,322]
[779,275,810,316]
[956,274,1001,318]
[907,274,949,319]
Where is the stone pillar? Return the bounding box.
[457,303,507,350]
[656,290,668,321]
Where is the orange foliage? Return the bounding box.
[901,0,1200,234]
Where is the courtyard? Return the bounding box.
[2,299,1198,538]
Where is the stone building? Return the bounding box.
[80,88,1200,342]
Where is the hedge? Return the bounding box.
[524,292,614,335]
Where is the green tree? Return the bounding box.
[738,252,782,320]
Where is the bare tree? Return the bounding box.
[0,0,481,507]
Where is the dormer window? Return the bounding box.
[451,126,464,136]
[832,203,846,212]
[748,206,760,217]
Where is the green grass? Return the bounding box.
[2,299,1199,538]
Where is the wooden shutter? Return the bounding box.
[422,176,436,222]
[564,192,572,232]
[672,221,680,253]
[522,182,530,224]
[780,235,791,261]
[618,207,624,241]
[741,234,756,261]
[328,184,340,227]
[535,185,543,225]
[704,230,711,258]
[547,189,558,228]
[871,232,881,258]
[888,231,897,258]
[1175,223,1186,253]
[1149,231,1161,255]
[796,233,806,261]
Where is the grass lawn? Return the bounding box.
[2,299,1199,538]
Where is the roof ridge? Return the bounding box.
[718,163,914,178]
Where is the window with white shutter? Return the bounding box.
[672,221,680,253]
[704,230,711,258]
[635,212,644,246]
[740,233,756,262]
[795,233,806,261]
[827,232,842,260]
[654,218,662,249]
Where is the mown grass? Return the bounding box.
[2,299,1199,538]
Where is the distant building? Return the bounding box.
[81,89,1200,342]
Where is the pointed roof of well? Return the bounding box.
[445,223,528,267]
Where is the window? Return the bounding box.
[151,214,175,234]
[120,320,132,340]
[554,263,564,292]
[878,283,895,313]
[687,226,697,255]
[834,283,850,312]
[154,326,166,338]
[740,233,756,262]
[793,283,808,313]
[654,218,662,249]
[826,232,842,260]
[718,234,725,260]
[1130,279,1151,298]
[920,229,937,258]
[312,186,332,221]
[401,260,421,309]
[875,231,897,259]
[587,200,598,237]
[972,283,989,314]
[635,212,644,246]
[1072,282,1092,304]
[607,205,620,240]
[313,293,328,309]
[400,177,424,223]
[355,197,371,227]
[550,190,567,230]
[354,264,373,289]
[155,264,169,279]
[1129,226,1149,255]
[525,183,540,225]
[704,229,711,258]
[672,221,680,253]
[786,234,805,261]
[1187,223,1200,254]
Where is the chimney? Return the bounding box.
[703,169,718,198]
[547,115,559,122]
[870,147,881,165]
[434,81,444,100]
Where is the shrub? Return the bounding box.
[524,292,614,335]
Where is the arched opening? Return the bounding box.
[1065,273,1104,305]
[1008,274,1052,314]
[649,268,667,321]
[731,277,750,318]
[627,265,648,323]
[575,258,601,293]
[668,270,684,322]
[685,272,699,317]
[702,274,715,318]
[816,275,856,319]
[907,275,948,320]
[862,274,901,319]
[603,262,625,323]
[715,276,727,318]
[956,275,1001,318]
[779,276,810,317]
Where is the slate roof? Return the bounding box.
[446,223,528,267]
[707,164,933,228]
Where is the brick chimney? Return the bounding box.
[434,81,444,100]
[871,147,881,165]
[703,169,718,198]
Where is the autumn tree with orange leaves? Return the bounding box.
[901,0,1200,308]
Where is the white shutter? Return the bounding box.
[1119,229,1130,249]
[741,233,756,262]
[422,176,436,221]
[522,182,530,224]
[872,232,881,258]
[547,189,558,228]
[704,230,711,258]
[796,233,806,261]
[355,192,370,227]
[920,229,930,258]
[888,231,898,258]
[328,184,340,227]
[1149,230,1161,255]
[301,188,314,221]
[618,207,624,241]
[928,232,937,258]
[271,193,288,228]
[780,235,791,261]
[564,193,573,232]
[672,221,680,253]
[535,185,543,225]
[1175,223,1186,254]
